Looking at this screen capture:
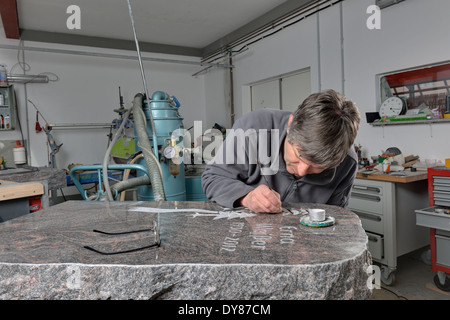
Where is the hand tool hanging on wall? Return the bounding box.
[28,99,62,168]
[35,111,42,132]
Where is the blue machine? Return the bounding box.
[69,90,210,202]
[69,2,208,202]
[135,91,186,201]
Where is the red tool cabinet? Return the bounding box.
[415,168,450,291]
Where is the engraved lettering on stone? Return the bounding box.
[279,226,297,245]
[191,210,256,220]
[220,222,244,252]
[250,224,273,250]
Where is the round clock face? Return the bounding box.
[379,97,404,117]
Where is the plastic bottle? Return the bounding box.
[0,64,7,84]
[0,114,3,129]
[4,114,10,129]
[0,92,3,105]
[13,140,26,165]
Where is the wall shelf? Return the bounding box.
[370,118,450,126]
[0,85,16,131]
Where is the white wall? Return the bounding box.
[2,0,450,185]
[203,62,231,129]
[343,0,450,161]
[0,38,208,172]
[233,14,320,119]
[204,0,450,163]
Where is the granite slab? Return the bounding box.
[0,200,372,300]
[0,166,66,190]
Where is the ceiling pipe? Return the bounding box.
[202,0,341,62]
[7,74,49,83]
[0,44,232,69]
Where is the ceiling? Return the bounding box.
[0,0,319,58]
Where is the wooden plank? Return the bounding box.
[356,171,428,183]
[0,180,44,201]
[0,0,20,39]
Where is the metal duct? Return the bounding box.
[376,0,405,10]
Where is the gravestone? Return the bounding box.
[0,200,372,299]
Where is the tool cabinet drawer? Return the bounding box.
[415,207,450,232]
[433,176,450,187]
[433,196,450,207]
[367,231,384,261]
[352,183,383,196]
[436,232,450,267]
[351,209,383,234]
[432,176,450,206]
[349,179,387,215]
[348,193,383,215]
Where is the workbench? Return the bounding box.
[356,170,428,183]
[0,166,66,204]
[0,179,48,222]
[0,167,66,189]
[0,200,372,300]
[349,169,429,285]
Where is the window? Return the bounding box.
[251,79,280,110]
[380,62,450,115]
[250,69,311,112]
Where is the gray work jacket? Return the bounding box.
[201,109,358,209]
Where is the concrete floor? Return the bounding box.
[370,246,450,300]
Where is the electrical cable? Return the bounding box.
[102,107,132,201]
[10,39,60,83]
[12,90,26,161]
[59,188,67,202]
[380,285,408,300]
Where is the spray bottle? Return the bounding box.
[0,64,7,84]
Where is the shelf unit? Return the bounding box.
[371,118,450,126]
[0,84,16,131]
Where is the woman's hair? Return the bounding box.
[287,89,360,169]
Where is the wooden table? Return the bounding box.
[0,179,44,201]
[0,179,48,222]
[356,170,428,183]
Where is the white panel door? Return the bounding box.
[281,70,311,112]
[251,79,280,111]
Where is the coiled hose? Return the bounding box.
[129,93,166,201]
[103,93,166,201]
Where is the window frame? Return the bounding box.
[377,61,450,115]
